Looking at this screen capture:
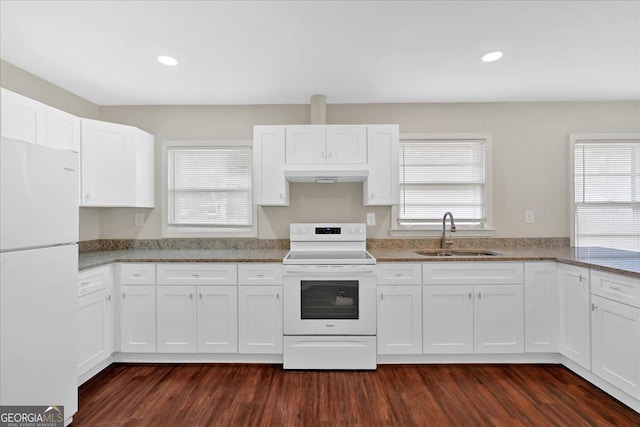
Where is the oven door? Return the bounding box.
[283,265,376,336]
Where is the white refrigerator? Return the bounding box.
[0,137,79,425]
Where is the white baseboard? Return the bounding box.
[112,352,283,364]
[78,356,114,386]
[377,352,561,365]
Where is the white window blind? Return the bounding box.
[573,139,640,251]
[167,147,252,228]
[398,139,487,228]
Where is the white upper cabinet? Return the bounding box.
[364,125,399,206]
[285,125,367,164]
[253,126,288,206]
[286,125,327,164]
[1,88,46,145]
[1,88,80,151]
[45,107,81,152]
[81,119,155,207]
[325,125,367,164]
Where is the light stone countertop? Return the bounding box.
[79,246,640,279]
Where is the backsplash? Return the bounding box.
[79,237,569,253]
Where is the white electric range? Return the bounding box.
[282,223,377,370]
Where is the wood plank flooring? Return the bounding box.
[73,363,640,426]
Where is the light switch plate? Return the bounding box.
[525,210,535,224]
[366,212,376,226]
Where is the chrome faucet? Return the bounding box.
[441,211,456,250]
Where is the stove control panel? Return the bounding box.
[290,223,366,241]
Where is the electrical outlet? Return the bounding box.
[366,212,376,226]
[525,210,535,224]
[135,212,145,226]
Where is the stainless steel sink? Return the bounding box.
[414,249,503,257]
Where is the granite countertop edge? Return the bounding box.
[78,248,640,279]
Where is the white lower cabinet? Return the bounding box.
[377,285,422,354]
[238,286,283,354]
[156,284,238,353]
[558,263,591,369]
[524,262,559,352]
[422,284,524,354]
[423,285,474,354]
[120,285,157,353]
[77,274,114,382]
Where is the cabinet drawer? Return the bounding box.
[157,263,237,285]
[376,263,422,285]
[423,262,524,285]
[78,265,112,297]
[119,263,156,285]
[591,270,640,308]
[238,263,283,285]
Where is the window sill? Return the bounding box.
[388,228,496,238]
[162,226,257,239]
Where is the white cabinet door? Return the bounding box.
[363,125,399,206]
[423,285,474,354]
[377,285,422,354]
[120,285,156,353]
[81,118,136,206]
[326,125,367,164]
[285,125,326,164]
[474,285,524,353]
[157,286,197,353]
[591,295,640,399]
[238,286,283,354]
[77,288,111,376]
[0,88,46,145]
[197,286,238,353]
[45,106,81,151]
[253,126,288,205]
[558,264,591,369]
[524,263,559,353]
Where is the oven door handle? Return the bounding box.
[283,265,375,276]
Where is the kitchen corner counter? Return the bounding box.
[369,247,640,279]
[78,249,289,271]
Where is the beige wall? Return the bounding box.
[3,60,639,240]
[100,102,640,240]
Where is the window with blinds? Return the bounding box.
[398,137,489,228]
[573,138,640,251]
[167,146,253,230]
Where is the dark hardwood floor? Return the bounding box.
[73,363,640,426]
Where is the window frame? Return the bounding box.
[568,133,640,248]
[390,133,494,237]
[161,140,257,238]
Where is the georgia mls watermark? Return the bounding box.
[0,406,64,427]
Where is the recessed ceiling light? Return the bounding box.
[481,51,503,63]
[157,55,178,66]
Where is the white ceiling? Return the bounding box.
[1,1,639,105]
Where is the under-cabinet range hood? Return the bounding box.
[283,167,369,183]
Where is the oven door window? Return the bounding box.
[300,280,359,319]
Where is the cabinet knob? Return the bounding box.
[591,303,597,311]
[276,292,280,300]
[380,293,384,300]
[122,292,126,300]
[468,292,472,300]
[107,295,111,302]
[199,293,203,300]
[477,292,482,299]
[190,293,194,300]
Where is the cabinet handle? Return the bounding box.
[468,292,472,300]
[199,293,203,300]
[394,273,403,277]
[579,274,586,282]
[85,193,90,202]
[608,286,622,293]
[107,295,111,302]
[192,274,200,278]
[276,292,280,300]
[371,193,375,199]
[257,273,264,278]
[477,292,482,299]
[380,293,384,300]
[321,152,326,158]
[81,281,91,286]
[591,303,597,311]
[279,193,283,199]
[122,292,126,300]
[132,274,140,278]
[327,152,332,158]
[190,293,194,300]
